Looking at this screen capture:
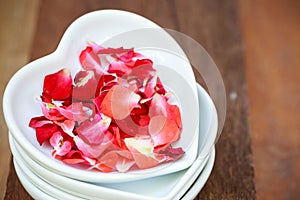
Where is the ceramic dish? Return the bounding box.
[13,155,83,200]
[11,134,208,200]
[13,159,56,200]
[9,83,217,200]
[13,149,215,200]
[3,9,200,183]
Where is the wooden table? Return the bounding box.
[4,0,256,199]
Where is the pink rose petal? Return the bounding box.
[100,85,141,120]
[79,46,104,74]
[39,102,65,121]
[54,119,75,137]
[50,131,72,156]
[73,134,112,158]
[124,138,159,169]
[76,113,111,145]
[56,102,91,123]
[98,150,134,172]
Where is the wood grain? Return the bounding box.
[239,0,300,199]
[173,1,256,199]
[4,0,255,199]
[0,0,39,198]
[4,161,32,200]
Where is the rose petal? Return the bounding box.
[54,119,75,137]
[148,93,168,117]
[155,77,166,95]
[116,158,135,173]
[130,59,155,82]
[148,115,180,148]
[29,44,184,172]
[167,104,182,129]
[108,61,132,77]
[149,93,182,129]
[89,162,113,172]
[35,124,58,145]
[99,150,134,172]
[124,138,159,169]
[39,102,65,121]
[107,49,149,77]
[96,74,117,95]
[76,113,111,145]
[79,46,104,74]
[154,146,185,161]
[29,116,53,128]
[50,131,72,156]
[73,134,112,158]
[130,115,150,127]
[97,47,132,55]
[61,150,96,166]
[43,68,72,100]
[56,102,91,123]
[73,70,98,100]
[100,85,140,120]
[144,76,166,98]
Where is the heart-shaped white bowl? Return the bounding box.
[8,83,217,200]
[3,10,199,183]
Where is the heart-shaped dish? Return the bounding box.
[3,10,199,183]
[8,83,218,200]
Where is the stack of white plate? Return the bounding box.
[3,10,218,200]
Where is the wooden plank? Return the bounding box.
[239,0,300,199]
[174,1,256,199]
[0,0,40,198]
[4,0,255,199]
[4,161,32,200]
[30,0,179,61]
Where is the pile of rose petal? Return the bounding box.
[29,43,184,173]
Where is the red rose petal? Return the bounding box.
[35,124,58,145]
[108,61,131,77]
[90,162,113,173]
[43,68,72,100]
[29,116,53,128]
[149,93,182,129]
[73,70,98,100]
[149,115,180,148]
[61,150,96,166]
[130,59,155,82]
